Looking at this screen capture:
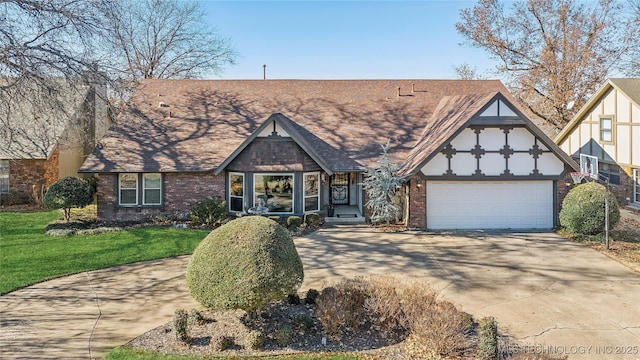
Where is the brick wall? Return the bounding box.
[7,147,60,203]
[164,172,225,211]
[96,172,226,221]
[407,175,426,229]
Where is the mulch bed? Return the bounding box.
[127,301,401,358]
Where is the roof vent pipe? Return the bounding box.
[397,87,401,97]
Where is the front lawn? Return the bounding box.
[0,210,209,294]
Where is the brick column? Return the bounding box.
[407,175,426,229]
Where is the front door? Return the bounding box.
[331,173,349,205]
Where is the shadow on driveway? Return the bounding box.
[295,225,640,359]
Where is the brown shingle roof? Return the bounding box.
[609,78,640,106]
[80,79,509,173]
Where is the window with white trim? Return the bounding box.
[254,174,293,213]
[229,172,244,212]
[119,173,162,206]
[600,116,613,143]
[119,173,138,205]
[143,173,162,205]
[304,172,320,212]
[0,160,9,194]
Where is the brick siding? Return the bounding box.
[7,147,59,203]
[97,172,225,221]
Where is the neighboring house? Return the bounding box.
[0,74,110,204]
[79,79,577,230]
[555,78,640,209]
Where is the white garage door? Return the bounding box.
[426,181,553,230]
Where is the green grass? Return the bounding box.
[0,211,209,294]
[107,346,360,360]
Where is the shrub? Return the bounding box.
[188,309,205,325]
[246,330,265,350]
[294,314,314,331]
[275,326,292,347]
[43,177,94,222]
[305,288,319,304]
[315,278,369,338]
[304,212,321,227]
[476,317,498,360]
[287,216,302,231]
[189,197,228,227]
[560,182,620,235]
[0,189,33,206]
[173,309,189,342]
[268,216,281,224]
[408,300,471,358]
[211,335,234,351]
[186,216,304,312]
[287,293,301,305]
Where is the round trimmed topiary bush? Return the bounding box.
[186,216,304,312]
[560,182,620,235]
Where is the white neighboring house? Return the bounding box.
[555,78,640,209]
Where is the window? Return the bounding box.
[600,116,614,142]
[254,174,293,213]
[143,173,162,205]
[119,173,138,205]
[119,173,162,206]
[304,172,320,212]
[0,160,8,194]
[599,163,620,185]
[229,173,244,212]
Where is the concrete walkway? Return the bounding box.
[0,257,199,359]
[2,227,640,359]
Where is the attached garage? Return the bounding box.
[426,181,554,230]
[400,92,579,230]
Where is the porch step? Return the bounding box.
[324,214,366,224]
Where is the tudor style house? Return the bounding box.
[555,78,640,209]
[0,74,110,204]
[79,79,577,230]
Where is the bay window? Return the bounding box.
[304,172,320,212]
[229,172,244,212]
[254,174,293,213]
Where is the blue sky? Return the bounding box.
[203,1,498,79]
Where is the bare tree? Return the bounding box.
[98,0,237,82]
[0,0,105,159]
[456,0,640,133]
[0,0,101,84]
[1,0,236,162]
[453,63,487,80]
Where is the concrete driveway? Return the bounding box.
[1,226,639,359]
[296,225,640,359]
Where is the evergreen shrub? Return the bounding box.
[560,182,620,235]
[186,216,304,312]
